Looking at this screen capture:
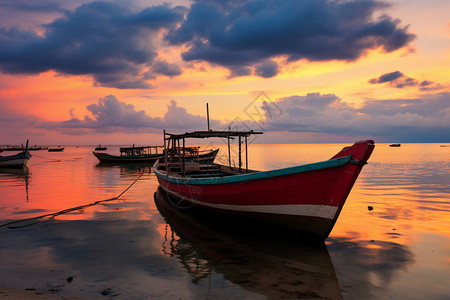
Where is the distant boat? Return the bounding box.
[154,130,375,241]
[0,144,41,151]
[95,144,107,151]
[0,145,24,151]
[0,140,31,168]
[93,145,218,164]
[389,143,401,147]
[48,146,64,152]
[93,145,164,164]
[27,145,42,151]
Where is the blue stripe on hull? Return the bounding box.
[154,155,352,185]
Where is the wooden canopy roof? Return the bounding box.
[165,130,263,140]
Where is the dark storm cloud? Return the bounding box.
[152,59,183,77]
[0,0,66,12]
[0,1,185,89]
[261,92,450,142]
[0,0,416,85]
[369,71,404,83]
[167,0,415,78]
[369,71,444,90]
[254,60,279,78]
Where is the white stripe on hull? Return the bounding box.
[159,186,339,220]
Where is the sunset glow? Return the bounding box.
[0,0,449,145]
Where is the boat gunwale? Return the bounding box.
[153,155,353,185]
[93,151,163,159]
[0,151,31,160]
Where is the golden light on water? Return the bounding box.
[1,143,449,298]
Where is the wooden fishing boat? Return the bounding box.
[94,144,107,151]
[0,144,41,151]
[154,130,375,241]
[0,151,32,168]
[0,145,23,151]
[0,140,31,168]
[93,145,218,164]
[93,145,162,163]
[48,146,64,152]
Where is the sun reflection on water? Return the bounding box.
[0,143,449,299]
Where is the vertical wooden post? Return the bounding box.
[163,130,169,174]
[182,138,185,175]
[206,103,210,131]
[227,136,231,168]
[245,135,248,172]
[238,135,242,171]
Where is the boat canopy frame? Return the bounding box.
[163,130,263,176]
[119,145,163,157]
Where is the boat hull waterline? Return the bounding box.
[0,151,31,168]
[93,149,219,164]
[154,140,375,241]
[93,152,163,163]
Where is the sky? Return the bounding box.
[0,0,449,145]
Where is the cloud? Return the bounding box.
[2,92,449,142]
[327,238,414,299]
[369,71,404,83]
[45,95,221,134]
[0,1,186,89]
[151,59,183,77]
[0,0,417,85]
[167,0,415,78]
[369,71,444,90]
[254,60,279,78]
[261,92,450,142]
[0,94,222,140]
[0,0,66,13]
[261,93,358,133]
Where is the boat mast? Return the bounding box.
[227,127,231,168]
[238,135,242,171]
[206,103,210,131]
[163,130,169,175]
[245,136,248,172]
[182,138,185,175]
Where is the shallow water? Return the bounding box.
[0,143,449,299]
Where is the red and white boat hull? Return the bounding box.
[155,140,375,240]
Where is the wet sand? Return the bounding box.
[0,288,84,299]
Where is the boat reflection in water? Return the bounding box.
[0,167,30,201]
[95,163,152,178]
[154,187,343,299]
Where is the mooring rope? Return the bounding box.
[28,154,91,165]
[27,153,61,164]
[0,173,145,229]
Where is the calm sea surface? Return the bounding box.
[0,143,449,299]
